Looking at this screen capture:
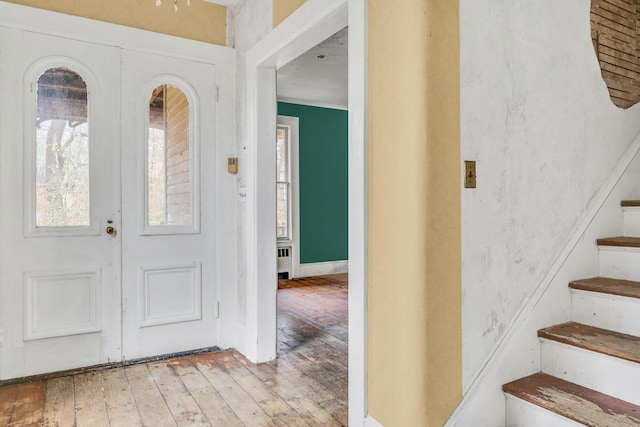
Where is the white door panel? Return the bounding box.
[121,50,217,360]
[0,28,219,380]
[0,29,121,378]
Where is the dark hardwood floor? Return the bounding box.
[0,273,348,426]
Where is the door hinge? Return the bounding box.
[216,85,220,102]
[215,301,220,319]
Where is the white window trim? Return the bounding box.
[23,57,101,237]
[275,122,292,242]
[140,75,201,236]
[277,116,299,273]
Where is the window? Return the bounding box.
[147,84,192,227]
[35,68,90,227]
[276,125,291,240]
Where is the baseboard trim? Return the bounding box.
[296,260,348,277]
[365,414,384,427]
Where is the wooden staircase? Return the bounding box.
[503,201,640,426]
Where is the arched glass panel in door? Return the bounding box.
[35,67,90,227]
[147,84,193,228]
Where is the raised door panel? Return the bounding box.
[120,50,217,360]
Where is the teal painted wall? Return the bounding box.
[277,102,348,264]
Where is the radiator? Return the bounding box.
[277,246,292,279]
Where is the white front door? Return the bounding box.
[0,29,219,379]
[120,50,218,360]
[0,29,122,378]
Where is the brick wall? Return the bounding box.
[165,86,191,225]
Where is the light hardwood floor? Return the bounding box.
[0,273,348,426]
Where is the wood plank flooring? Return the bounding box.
[0,273,348,427]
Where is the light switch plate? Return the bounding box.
[465,161,476,188]
[228,157,238,174]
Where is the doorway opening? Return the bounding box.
[275,27,348,281]
[244,0,367,423]
[274,27,349,423]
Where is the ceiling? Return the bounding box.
[276,27,348,109]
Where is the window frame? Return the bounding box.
[24,57,101,237]
[140,75,201,236]
[276,123,292,242]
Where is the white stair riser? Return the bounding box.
[571,290,640,337]
[505,394,584,427]
[623,207,640,237]
[599,247,640,280]
[540,339,640,406]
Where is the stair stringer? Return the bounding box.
[446,138,640,426]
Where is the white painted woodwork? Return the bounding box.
[447,134,640,425]
[0,2,232,63]
[203,0,242,7]
[572,289,640,337]
[0,30,121,378]
[23,62,100,238]
[364,415,385,427]
[296,261,349,278]
[540,338,640,406]
[24,271,102,340]
[120,50,218,360]
[505,395,584,427]
[599,247,640,281]
[139,77,200,237]
[140,264,201,327]
[0,2,237,379]
[276,115,301,279]
[347,0,369,423]
[623,207,640,237]
[23,334,104,377]
[243,0,348,364]
[239,2,366,424]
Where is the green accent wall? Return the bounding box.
[277,102,348,264]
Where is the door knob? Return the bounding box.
[106,226,116,235]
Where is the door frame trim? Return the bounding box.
[0,3,233,64]
[244,0,369,424]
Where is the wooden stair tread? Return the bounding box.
[570,277,640,300]
[596,236,640,248]
[539,322,640,364]
[622,200,640,207]
[503,372,640,426]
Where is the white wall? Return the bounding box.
[461,0,640,400]
[452,143,640,425]
[230,0,271,335]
